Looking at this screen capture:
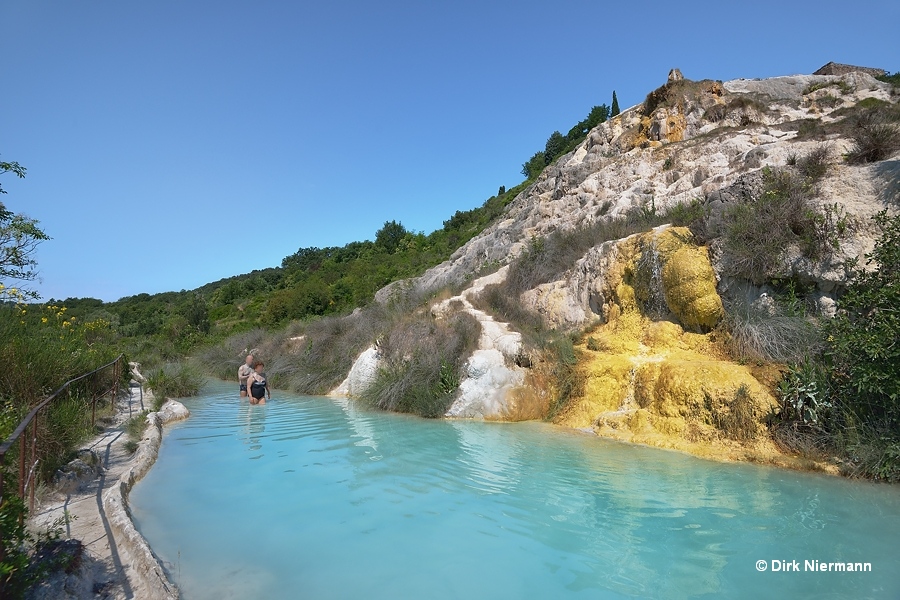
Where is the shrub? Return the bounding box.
[817,94,841,108]
[0,496,67,599]
[777,361,832,425]
[544,334,585,420]
[703,104,727,123]
[824,211,900,427]
[875,72,900,87]
[718,167,840,283]
[505,210,670,296]
[712,384,758,442]
[278,306,391,394]
[360,310,480,417]
[796,144,831,183]
[845,107,900,164]
[720,170,805,282]
[665,198,708,229]
[146,362,204,406]
[124,410,149,451]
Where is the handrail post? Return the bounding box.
[29,413,37,513]
[91,374,96,429]
[18,428,26,525]
[0,465,4,565]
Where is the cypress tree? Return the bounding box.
[611,90,620,117]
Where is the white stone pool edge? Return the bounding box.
[102,399,189,600]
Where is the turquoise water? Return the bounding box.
[130,380,900,599]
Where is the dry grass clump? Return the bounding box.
[796,144,831,182]
[723,295,821,364]
[360,309,480,417]
[711,384,759,442]
[845,106,900,164]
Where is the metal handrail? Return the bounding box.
[0,353,126,513]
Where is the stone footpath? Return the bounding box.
[27,387,186,600]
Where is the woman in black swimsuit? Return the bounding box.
[247,361,270,405]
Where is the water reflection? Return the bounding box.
[331,397,381,459]
[239,402,267,457]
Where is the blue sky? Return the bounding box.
[1,0,897,301]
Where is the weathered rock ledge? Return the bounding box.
[101,399,190,600]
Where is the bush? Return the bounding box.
[845,107,900,164]
[122,410,149,453]
[0,496,67,599]
[720,169,809,282]
[875,72,900,87]
[360,310,480,417]
[796,144,831,183]
[505,210,670,296]
[146,362,204,406]
[777,361,832,425]
[703,104,727,123]
[665,198,708,229]
[717,167,841,283]
[712,384,759,442]
[824,211,900,428]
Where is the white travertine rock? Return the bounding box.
[405,72,893,299]
[329,346,380,397]
[102,399,189,600]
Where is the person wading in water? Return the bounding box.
[238,354,254,398]
[247,361,270,405]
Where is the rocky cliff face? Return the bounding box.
[407,71,895,295]
[334,69,898,460]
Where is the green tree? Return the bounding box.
[521,151,546,179]
[181,293,211,334]
[544,131,567,163]
[585,104,611,129]
[375,220,408,254]
[611,90,620,117]
[1,160,50,299]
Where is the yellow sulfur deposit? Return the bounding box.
[662,245,723,330]
[554,226,785,463]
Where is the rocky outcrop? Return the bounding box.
[53,449,103,495]
[813,62,886,77]
[411,70,894,298]
[520,226,723,333]
[336,68,897,457]
[330,346,380,397]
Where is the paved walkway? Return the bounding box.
[27,387,149,600]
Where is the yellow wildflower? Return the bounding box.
[42,317,48,323]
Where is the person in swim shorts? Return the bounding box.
[247,361,270,405]
[238,354,254,398]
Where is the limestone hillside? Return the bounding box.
[333,68,899,461]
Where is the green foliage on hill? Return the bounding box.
[875,71,900,87]
[521,103,611,179]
